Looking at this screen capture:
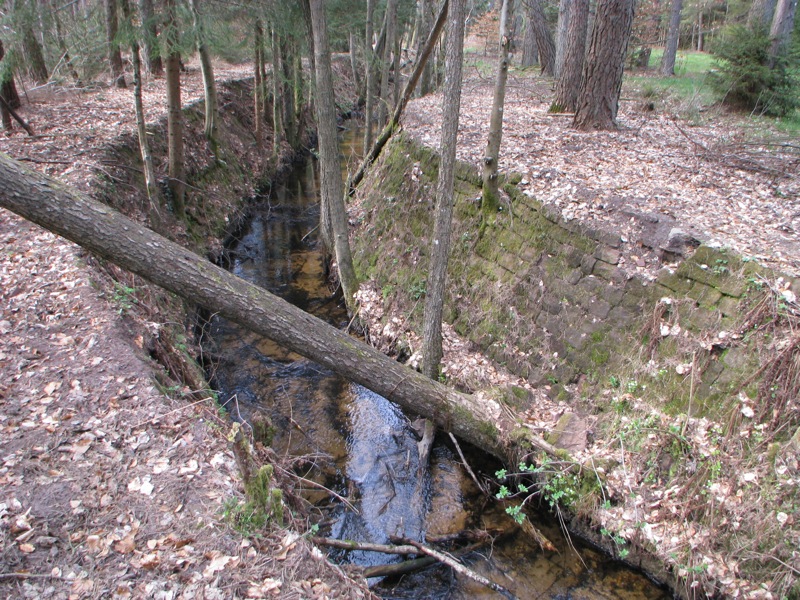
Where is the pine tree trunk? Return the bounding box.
[164,0,185,217]
[363,0,376,150]
[768,0,798,65]
[554,0,572,77]
[253,22,264,147]
[520,14,539,67]
[378,0,398,127]
[660,0,683,75]
[120,0,160,225]
[14,0,49,84]
[749,0,778,29]
[572,0,635,131]
[551,0,588,112]
[528,0,556,76]
[0,39,20,131]
[280,36,297,148]
[139,0,163,77]
[107,0,126,87]
[190,0,217,145]
[482,0,512,215]
[349,31,361,96]
[308,0,359,316]
[421,0,465,381]
[417,0,434,96]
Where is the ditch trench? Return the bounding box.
[203,127,674,600]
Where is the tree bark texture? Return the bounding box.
[378,0,398,127]
[769,0,797,63]
[163,0,185,217]
[482,0,512,214]
[0,40,21,111]
[121,0,160,221]
[554,0,572,77]
[190,0,217,145]
[416,0,434,96]
[0,153,539,463]
[749,0,778,28]
[106,0,126,87]
[552,0,588,112]
[363,0,376,150]
[659,0,683,75]
[421,0,465,381]
[520,13,539,67]
[572,0,635,131]
[308,0,359,316]
[14,0,49,84]
[527,0,556,76]
[139,0,163,77]
[253,22,265,146]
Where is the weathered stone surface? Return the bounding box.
[718,296,741,318]
[656,268,692,294]
[588,299,612,319]
[595,246,621,265]
[688,282,723,307]
[547,413,588,453]
[566,268,582,285]
[580,255,597,275]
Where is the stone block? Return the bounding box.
[588,298,612,319]
[580,255,597,275]
[609,305,636,323]
[598,230,622,248]
[566,269,582,285]
[688,282,723,307]
[542,296,563,315]
[656,268,693,294]
[592,259,625,283]
[604,285,625,307]
[565,247,584,268]
[595,246,621,265]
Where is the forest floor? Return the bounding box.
[0,62,374,600]
[1,49,799,600]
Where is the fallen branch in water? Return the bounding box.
[390,536,518,600]
[361,539,491,579]
[311,537,419,556]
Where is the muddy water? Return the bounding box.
[207,128,672,600]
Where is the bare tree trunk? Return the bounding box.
[0,39,19,130]
[120,0,161,227]
[554,0,571,77]
[696,10,703,51]
[139,0,163,77]
[416,0,434,96]
[253,21,265,147]
[421,0,465,381]
[768,0,797,65]
[363,0,376,150]
[268,24,285,154]
[14,0,49,84]
[190,0,217,147]
[163,0,185,217]
[528,0,556,76]
[107,0,126,87]
[551,0,588,112]
[573,0,635,131]
[0,154,558,463]
[349,31,361,97]
[520,13,539,67]
[660,0,683,75]
[280,36,297,148]
[482,0,512,215]
[749,0,778,28]
[379,0,398,127]
[308,0,359,316]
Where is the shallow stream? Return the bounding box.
[206,128,673,599]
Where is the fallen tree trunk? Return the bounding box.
[0,153,560,464]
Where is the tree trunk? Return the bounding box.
[363,0,376,150]
[749,0,778,29]
[482,0,512,215]
[520,13,539,67]
[253,21,265,147]
[527,0,556,76]
[0,40,19,130]
[280,36,297,148]
[551,0,588,112]
[421,0,465,381]
[660,0,682,75]
[120,0,160,225]
[14,0,49,84]
[308,0,359,316]
[106,0,126,87]
[378,0,398,127]
[0,154,567,464]
[163,0,185,217]
[139,0,163,77]
[418,0,435,96]
[696,11,703,51]
[269,24,285,155]
[572,0,635,131]
[554,0,572,77]
[190,0,217,147]
[768,0,797,65]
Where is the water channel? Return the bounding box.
[205,127,673,599]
